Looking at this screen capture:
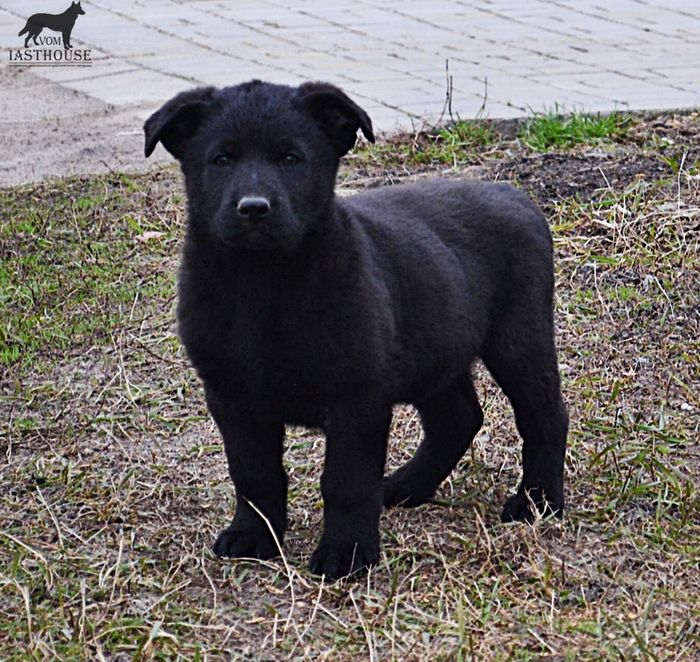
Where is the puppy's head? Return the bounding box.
[144,80,374,252]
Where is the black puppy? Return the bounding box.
[144,80,568,579]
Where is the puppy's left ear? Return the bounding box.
[297,82,375,156]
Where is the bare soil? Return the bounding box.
[1,111,698,660]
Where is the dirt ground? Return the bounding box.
[1,111,698,659]
[0,67,170,188]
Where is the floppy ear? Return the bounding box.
[144,86,218,159]
[297,82,375,156]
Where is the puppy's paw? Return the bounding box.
[308,540,379,580]
[500,487,563,523]
[213,525,279,560]
[382,475,434,508]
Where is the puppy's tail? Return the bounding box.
[18,22,29,36]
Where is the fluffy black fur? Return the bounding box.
[144,80,568,579]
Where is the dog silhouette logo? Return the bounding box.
[18,1,85,49]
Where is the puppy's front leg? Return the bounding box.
[309,400,392,579]
[205,387,287,560]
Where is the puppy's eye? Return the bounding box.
[280,153,301,166]
[213,154,232,166]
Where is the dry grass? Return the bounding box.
[1,112,699,660]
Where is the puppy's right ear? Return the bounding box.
[144,87,217,159]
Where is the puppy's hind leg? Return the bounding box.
[383,376,483,508]
[483,319,568,523]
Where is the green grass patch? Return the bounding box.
[0,174,179,368]
[520,108,630,151]
[354,120,495,168]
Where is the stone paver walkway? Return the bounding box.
[1,0,699,184]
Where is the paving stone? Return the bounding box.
[1,0,698,182]
[65,68,188,106]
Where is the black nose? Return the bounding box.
[237,197,271,220]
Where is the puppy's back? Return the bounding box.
[342,179,552,274]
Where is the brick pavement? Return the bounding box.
[0,0,698,182]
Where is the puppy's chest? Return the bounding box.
[184,293,353,396]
